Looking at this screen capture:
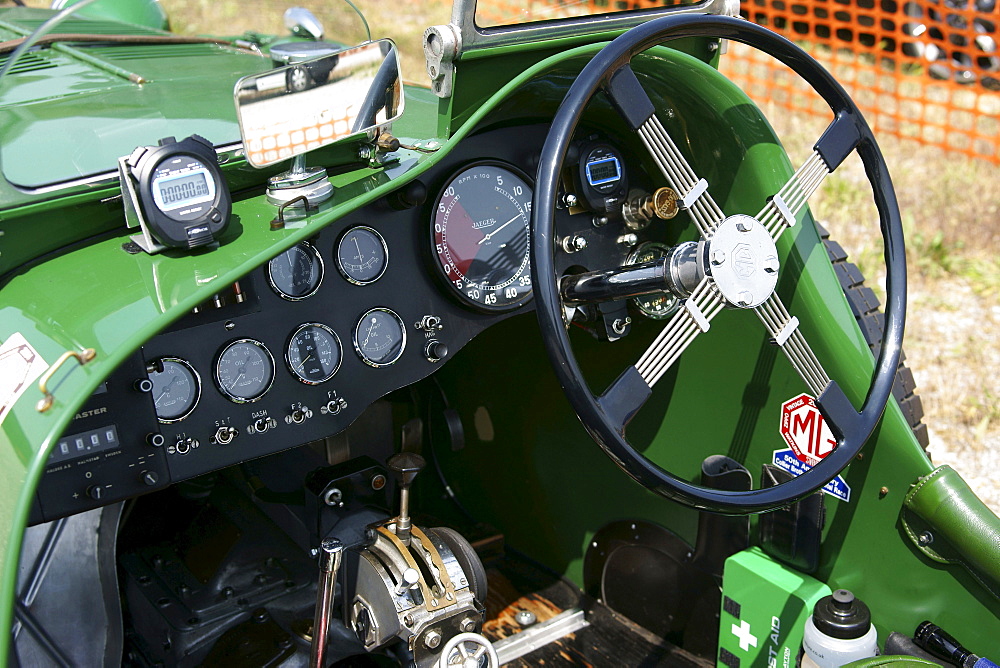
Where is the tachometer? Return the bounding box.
[432,163,533,311]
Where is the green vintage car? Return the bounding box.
[1,0,997,665]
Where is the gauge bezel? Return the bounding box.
[149,357,202,424]
[353,307,407,368]
[430,160,534,314]
[285,322,343,385]
[626,241,680,320]
[266,240,325,301]
[335,225,388,286]
[214,338,275,404]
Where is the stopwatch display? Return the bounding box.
[286,323,342,384]
[627,242,680,320]
[336,226,388,285]
[215,339,275,403]
[127,134,231,249]
[354,308,406,367]
[267,241,324,300]
[148,358,201,423]
[432,163,533,311]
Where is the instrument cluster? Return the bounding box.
[31,122,669,524]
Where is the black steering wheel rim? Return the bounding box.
[531,14,906,514]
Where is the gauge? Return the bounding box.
[267,241,324,300]
[336,226,388,285]
[354,308,406,367]
[627,242,679,320]
[432,163,533,311]
[575,140,628,214]
[215,339,275,403]
[148,358,201,423]
[127,134,231,249]
[286,323,342,384]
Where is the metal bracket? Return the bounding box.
[424,23,461,98]
[118,156,167,256]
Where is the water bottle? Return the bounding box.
[801,589,878,668]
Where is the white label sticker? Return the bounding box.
[0,333,48,426]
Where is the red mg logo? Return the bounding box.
[780,393,836,465]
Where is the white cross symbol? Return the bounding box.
[732,620,758,652]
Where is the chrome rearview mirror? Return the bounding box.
[234,39,403,169]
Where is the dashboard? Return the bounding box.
[29,121,668,525]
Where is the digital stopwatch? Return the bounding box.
[126,135,231,249]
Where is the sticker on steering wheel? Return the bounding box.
[774,393,851,502]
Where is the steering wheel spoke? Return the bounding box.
[756,151,831,242]
[605,65,726,238]
[755,294,832,396]
[635,277,725,387]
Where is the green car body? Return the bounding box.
[0,0,997,664]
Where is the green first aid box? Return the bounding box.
[718,548,832,668]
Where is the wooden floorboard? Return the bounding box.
[480,555,713,667]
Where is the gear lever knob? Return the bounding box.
[388,452,425,486]
[387,452,425,545]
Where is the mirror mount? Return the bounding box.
[260,40,343,208]
[234,39,404,210]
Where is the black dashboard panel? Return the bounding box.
[31,123,558,523]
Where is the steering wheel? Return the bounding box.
[532,14,906,514]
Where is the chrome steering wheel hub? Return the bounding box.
[706,214,779,308]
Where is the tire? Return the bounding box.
[819,224,930,450]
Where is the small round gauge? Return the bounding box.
[432,163,533,311]
[286,323,343,384]
[354,308,406,367]
[627,242,680,320]
[215,339,275,403]
[336,226,388,285]
[148,358,201,423]
[267,241,324,300]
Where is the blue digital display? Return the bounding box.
[586,156,621,186]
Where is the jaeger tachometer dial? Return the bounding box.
[432,163,533,311]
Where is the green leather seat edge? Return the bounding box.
[902,465,1000,595]
[843,656,942,668]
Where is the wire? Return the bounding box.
[341,0,371,43]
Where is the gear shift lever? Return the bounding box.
[387,452,425,546]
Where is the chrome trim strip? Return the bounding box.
[493,608,589,665]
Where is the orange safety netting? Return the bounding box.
[722,0,1000,163]
[480,0,1000,163]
